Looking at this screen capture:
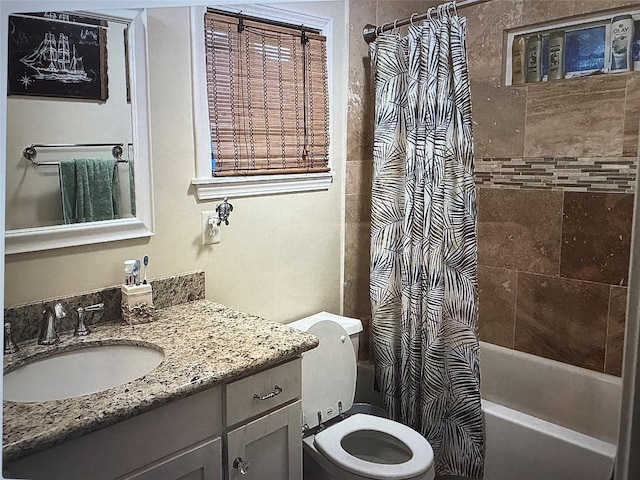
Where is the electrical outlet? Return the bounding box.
[201,211,221,245]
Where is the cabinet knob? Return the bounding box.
[252,384,282,401]
[233,456,251,475]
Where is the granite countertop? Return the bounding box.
[3,299,318,463]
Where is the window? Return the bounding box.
[204,10,329,177]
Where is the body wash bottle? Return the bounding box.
[610,15,634,73]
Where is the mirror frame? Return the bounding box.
[3,6,154,254]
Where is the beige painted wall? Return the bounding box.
[4,2,348,324]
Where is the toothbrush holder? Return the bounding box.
[121,283,155,325]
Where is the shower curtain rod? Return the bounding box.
[363,0,492,43]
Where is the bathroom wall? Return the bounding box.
[344,0,639,374]
[4,2,349,325]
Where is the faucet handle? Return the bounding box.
[75,303,104,336]
[54,302,67,320]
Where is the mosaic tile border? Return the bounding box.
[475,156,637,193]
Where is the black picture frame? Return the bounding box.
[7,12,108,101]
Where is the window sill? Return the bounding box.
[191,171,334,200]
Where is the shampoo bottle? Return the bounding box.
[526,34,542,82]
[548,30,565,80]
[511,36,526,84]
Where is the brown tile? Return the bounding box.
[524,76,627,158]
[471,79,526,159]
[560,192,634,286]
[346,192,371,224]
[609,0,640,8]
[344,276,372,319]
[478,188,563,275]
[465,0,523,82]
[478,266,517,348]
[605,286,627,376]
[345,221,371,283]
[515,273,609,372]
[623,74,640,157]
[522,0,574,24]
[346,160,373,196]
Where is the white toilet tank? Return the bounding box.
[288,311,362,357]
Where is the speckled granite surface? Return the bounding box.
[4,271,206,344]
[3,299,318,463]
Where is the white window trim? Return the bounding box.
[189,5,334,201]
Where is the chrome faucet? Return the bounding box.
[38,302,66,345]
[75,303,104,336]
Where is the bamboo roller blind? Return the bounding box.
[204,12,330,176]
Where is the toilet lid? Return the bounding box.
[301,320,356,429]
[313,414,434,480]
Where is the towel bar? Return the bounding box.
[23,143,130,165]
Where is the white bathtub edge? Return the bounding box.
[482,399,617,458]
[480,341,622,444]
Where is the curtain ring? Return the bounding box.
[437,3,447,19]
[449,2,458,17]
[427,7,436,20]
[393,19,399,33]
[410,13,417,25]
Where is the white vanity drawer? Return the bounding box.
[225,358,301,426]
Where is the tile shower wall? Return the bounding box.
[345,0,638,375]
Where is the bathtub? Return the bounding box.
[481,342,621,480]
[483,399,616,480]
[355,342,622,480]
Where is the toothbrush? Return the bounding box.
[143,255,149,284]
[133,260,141,285]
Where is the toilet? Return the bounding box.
[289,312,435,480]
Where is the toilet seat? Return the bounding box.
[313,413,434,480]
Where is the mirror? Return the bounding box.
[4,7,153,254]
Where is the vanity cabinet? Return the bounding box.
[224,359,302,480]
[124,437,222,480]
[4,359,303,480]
[4,386,224,480]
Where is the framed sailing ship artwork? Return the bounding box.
[7,12,108,101]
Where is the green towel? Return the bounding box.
[129,159,136,217]
[60,158,121,223]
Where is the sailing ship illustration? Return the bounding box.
[20,30,91,83]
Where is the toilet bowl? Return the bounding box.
[289,312,435,480]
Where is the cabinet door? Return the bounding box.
[226,401,302,480]
[122,437,222,480]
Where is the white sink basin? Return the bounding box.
[4,343,164,403]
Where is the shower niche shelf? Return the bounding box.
[503,6,640,87]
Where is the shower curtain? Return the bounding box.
[369,4,484,477]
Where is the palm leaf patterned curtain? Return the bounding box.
[369,6,484,478]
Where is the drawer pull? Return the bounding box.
[233,457,251,475]
[253,384,282,401]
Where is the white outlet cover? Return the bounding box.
[201,211,221,245]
